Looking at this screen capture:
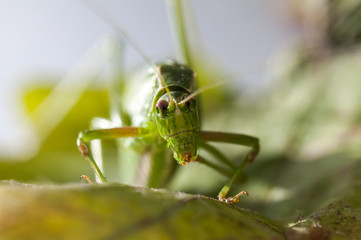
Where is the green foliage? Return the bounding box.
[286,185,361,240]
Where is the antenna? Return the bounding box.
[178,80,229,105]
[79,0,173,100]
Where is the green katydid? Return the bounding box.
[77,0,259,204]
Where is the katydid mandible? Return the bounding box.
[77,0,260,204]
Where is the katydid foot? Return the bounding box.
[218,190,249,204]
[80,174,93,183]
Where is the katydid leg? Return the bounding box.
[199,142,236,170]
[88,118,115,183]
[200,131,259,203]
[77,127,140,183]
[196,155,233,179]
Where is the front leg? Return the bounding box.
[200,131,260,204]
[77,127,140,183]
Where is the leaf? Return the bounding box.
[0,181,284,240]
[1,180,361,239]
[286,185,361,240]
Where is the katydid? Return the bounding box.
[77,0,259,204]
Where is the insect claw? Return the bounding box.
[218,190,249,204]
[80,174,92,183]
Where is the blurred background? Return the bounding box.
[0,0,361,224]
[0,0,294,152]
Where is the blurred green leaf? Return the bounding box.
[0,85,111,183]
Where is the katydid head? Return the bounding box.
[154,91,200,165]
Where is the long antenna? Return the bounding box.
[178,79,229,105]
[79,0,173,100]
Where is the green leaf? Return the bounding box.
[286,185,361,240]
[0,181,284,240]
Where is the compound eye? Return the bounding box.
[155,100,169,118]
[182,95,196,111]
